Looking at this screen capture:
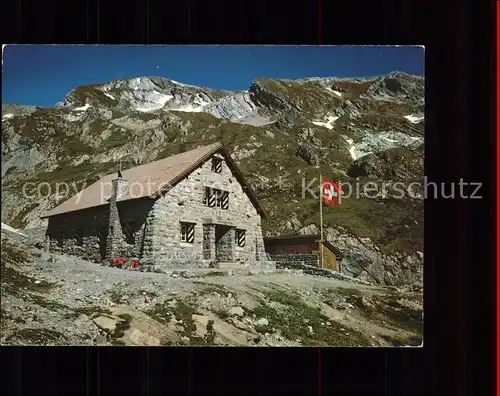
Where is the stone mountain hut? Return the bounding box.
[42,143,267,270]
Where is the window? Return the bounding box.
[216,190,223,207]
[235,229,246,247]
[203,187,212,206]
[217,190,229,210]
[180,222,195,243]
[203,187,229,210]
[212,158,222,173]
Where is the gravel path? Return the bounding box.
[1,234,423,347]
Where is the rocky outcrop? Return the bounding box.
[347,145,424,181]
[249,78,296,114]
[295,224,423,288]
[2,104,37,118]
[330,228,422,288]
[203,91,257,121]
[365,71,424,106]
[1,146,46,177]
[295,143,320,166]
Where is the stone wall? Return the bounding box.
[269,253,319,267]
[203,224,215,260]
[274,259,373,285]
[47,197,154,261]
[147,155,265,270]
[47,205,108,261]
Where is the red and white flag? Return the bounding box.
[322,180,342,206]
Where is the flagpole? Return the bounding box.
[319,172,324,269]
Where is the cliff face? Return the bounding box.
[1,72,424,287]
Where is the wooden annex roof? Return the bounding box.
[263,234,344,258]
[42,142,267,219]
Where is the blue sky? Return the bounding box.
[2,45,424,107]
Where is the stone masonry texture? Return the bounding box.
[147,155,265,270]
[47,197,154,261]
[269,253,320,267]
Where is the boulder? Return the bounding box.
[229,306,245,317]
[126,329,161,346]
[92,315,120,332]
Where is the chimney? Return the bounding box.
[105,172,127,260]
[111,171,128,201]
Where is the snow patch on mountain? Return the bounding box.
[341,137,361,160]
[170,79,186,86]
[127,77,158,91]
[1,222,27,236]
[404,114,424,123]
[325,87,343,97]
[2,113,14,120]
[340,130,423,161]
[74,103,90,111]
[311,115,339,130]
[169,79,200,89]
[104,92,115,100]
[129,91,174,112]
[171,104,204,113]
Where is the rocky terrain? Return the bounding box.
[1,71,424,287]
[1,230,423,346]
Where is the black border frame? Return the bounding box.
[1,0,495,394]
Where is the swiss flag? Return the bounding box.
[322,180,341,206]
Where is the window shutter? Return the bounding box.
[221,191,229,210]
[212,158,222,173]
[186,224,195,243]
[180,222,195,243]
[208,188,216,207]
[237,230,245,247]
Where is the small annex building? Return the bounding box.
[264,234,343,271]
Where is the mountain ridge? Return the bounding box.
[2,71,424,287]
